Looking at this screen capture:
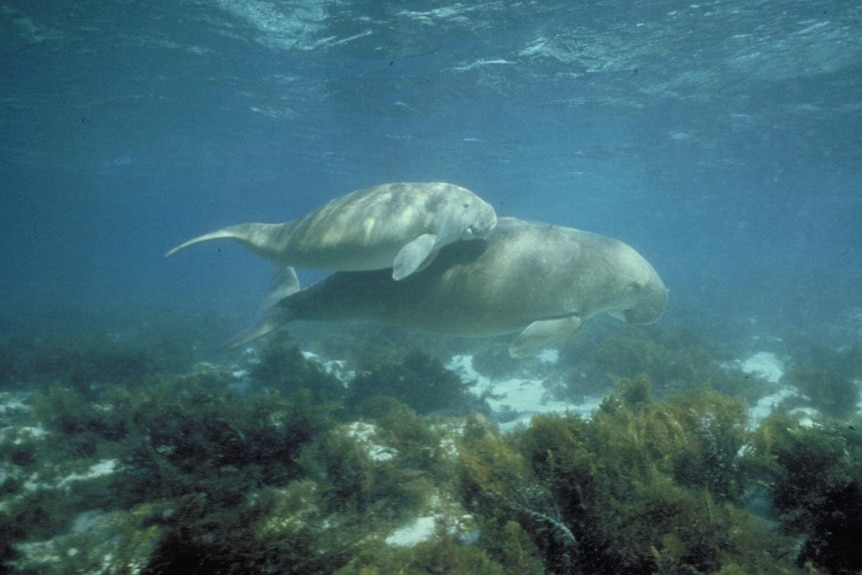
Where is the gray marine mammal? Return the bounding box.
[234,217,669,356]
[165,182,497,280]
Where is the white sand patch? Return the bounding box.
[1,425,48,445]
[447,355,601,431]
[344,421,396,461]
[738,351,784,384]
[57,459,118,488]
[749,386,797,423]
[0,393,30,413]
[384,492,474,547]
[303,351,355,382]
[385,515,438,546]
[789,407,819,428]
[727,352,795,423]
[536,348,559,364]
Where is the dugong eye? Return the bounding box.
[627,281,643,291]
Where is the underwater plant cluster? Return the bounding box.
[0,324,861,574]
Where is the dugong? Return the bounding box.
[233,217,669,357]
[165,182,497,280]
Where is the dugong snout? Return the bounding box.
[465,203,498,239]
[622,284,669,324]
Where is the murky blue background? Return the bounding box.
[2,1,860,344]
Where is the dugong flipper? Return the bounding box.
[165,182,497,280]
[509,315,585,358]
[232,217,669,356]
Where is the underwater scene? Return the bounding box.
[2,1,861,574]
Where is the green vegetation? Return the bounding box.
[2,325,861,574]
[249,332,346,402]
[564,327,771,403]
[749,414,862,574]
[780,345,862,419]
[458,378,831,575]
[347,350,477,416]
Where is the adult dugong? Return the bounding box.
[165,182,497,280]
[234,217,669,356]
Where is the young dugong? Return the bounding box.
[165,182,497,280]
[233,217,669,357]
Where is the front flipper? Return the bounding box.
[392,233,439,280]
[508,315,583,358]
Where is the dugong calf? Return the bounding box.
[165,182,497,280]
[235,217,669,357]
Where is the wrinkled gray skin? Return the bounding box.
[236,217,669,357]
[166,182,498,280]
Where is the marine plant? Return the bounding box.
[750,413,862,574]
[6,327,506,573]
[5,350,342,558]
[19,335,157,399]
[459,377,811,575]
[780,345,861,419]
[566,327,771,403]
[332,534,530,575]
[249,332,346,402]
[114,382,337,508]
[134,391,477,575]
[317,435,434,521]
[347,350,475,416]
[301,322,454,367]
[469,339,524,379]
[9,319,856,574]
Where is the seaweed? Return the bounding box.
[298,426,433,522]
[567,328,771,403]
[8,316,856,575]
[347,350,475,416]
[469,340,524,379]
[21,337,156,398]
[136,399,456,574]
[332,536,519,575]
[249,332,346,403]
[115,383,337,508]
[459,379,811,575]
[796,479,862,574]
[780,345,862,419]
[750,414,862,573]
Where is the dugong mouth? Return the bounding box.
[469,212,498,238]
[623,287,670,324]
[463,225,482,239]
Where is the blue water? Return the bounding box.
[2,0,861,345]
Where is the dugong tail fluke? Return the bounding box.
[224,266,301,349]
[165,223,292,263]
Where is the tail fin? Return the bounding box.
[165,223,289,260]
[223,266,302,349]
